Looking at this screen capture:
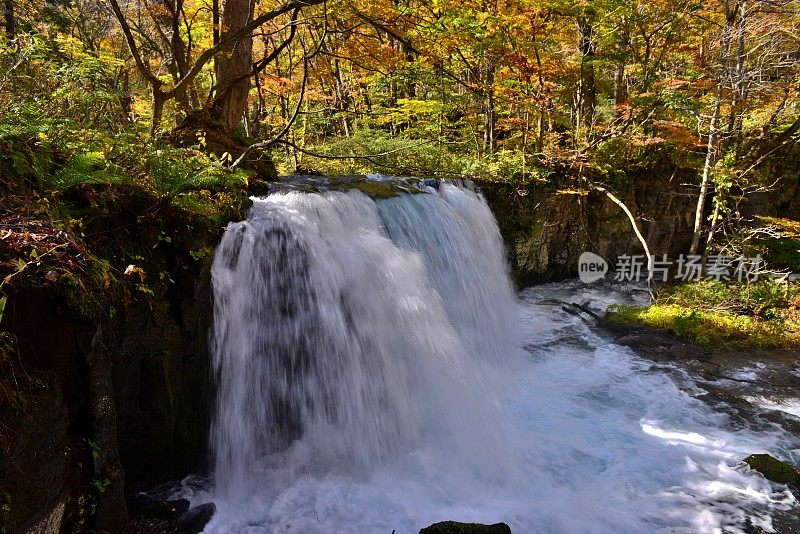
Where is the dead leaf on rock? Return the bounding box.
[124,264,146,283]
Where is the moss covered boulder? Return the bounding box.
[419,521,511,534]
[744,454,800,486]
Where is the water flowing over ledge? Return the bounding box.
[188,179,799,533]
[210,181,516,496]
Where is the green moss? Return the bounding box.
[171,188,251,226]
[606,301,799,351]
[762,237,800,273]
[606,279,800,351]
[744,454,800,486]
[528,220,544,240]
[659,280,799,319]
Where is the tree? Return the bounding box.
[690,0,737,256]
[109,0,325,143]
[691,0,800,254]
[211,0,255,131]
[4,0,13,44]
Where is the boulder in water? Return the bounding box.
[176,502,216,533]
[614,331,706,361]
[129,493,190,521]
[744,454,800,487]
[419,521,511,534]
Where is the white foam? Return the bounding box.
[200,186,798,533]
[745,395,800,419]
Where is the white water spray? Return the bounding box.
[199,181,799,533]
[210,183,514,502]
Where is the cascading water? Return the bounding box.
[193,179,800,533]
[210,182,515,502]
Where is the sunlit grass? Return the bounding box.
[607,280,800,351]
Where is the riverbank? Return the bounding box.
[605,280,800,352]
[562,281,800,444]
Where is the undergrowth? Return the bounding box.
[607,280,800,350]
[0,106,252,197]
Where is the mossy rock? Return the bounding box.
[332,179,416,199]
[744,454,800,486]
[419,521,511,534]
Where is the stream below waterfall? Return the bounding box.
[171,180,800,533]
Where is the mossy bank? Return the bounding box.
[0,133,260,531]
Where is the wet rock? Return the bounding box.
[130,493,190,521]
[0,378,79,533]
[760,410,800,438]
[699,384,748,407]
[83,328,130,532]
[175,502,216,534]
[667,344,692,358]
[129,516,173,533]
[616,331,676,347]
[614,330,706,361]
[419,521,512,534]
[744,454,800,487]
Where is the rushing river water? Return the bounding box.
[181,180,800,533]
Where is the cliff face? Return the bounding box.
[1,277,215,533]
[480,169,698,287]
[481,160,800,287]
[0,182,250,533]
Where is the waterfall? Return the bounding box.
[209,181,516,500]
[198,179,797,533]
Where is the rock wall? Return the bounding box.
[480,169,696,286]
[480,157,800,287]
[0,182,249,533]
[1,276,216,534]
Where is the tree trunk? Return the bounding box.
[577,17,596,144]
[690,3,736,255]
[213,0,220,74]
[484,89,495,154]
[4,0,13,44]
[614,24,629,113]
[213,0,255,133]
[614,64,626,107]
[593,185,654,282]
[532,36,547,153]
[151,90,167,136]
[168,0,193,121]
[690,87,722,254]
[483,60,496,154]
[730,0,747,159]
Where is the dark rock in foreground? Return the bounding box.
[744,454,800,487]
[176,502,216,534]
[420,521,511,534]
[130,494,190,521]
[614,331,706,361]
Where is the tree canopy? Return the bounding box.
[1,0,800,251]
